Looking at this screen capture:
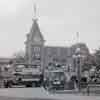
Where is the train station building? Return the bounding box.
[0,6,90,88]
[24,9,90,73]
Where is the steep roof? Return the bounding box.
[29,19,44,42]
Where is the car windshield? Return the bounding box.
[49,71,65,80]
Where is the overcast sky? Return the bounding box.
[0,0,99,57]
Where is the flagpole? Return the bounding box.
[76,32,79,43]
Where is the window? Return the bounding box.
[34,47,40,52]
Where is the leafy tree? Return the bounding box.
[82,54,96,72]
[94,48,100,70]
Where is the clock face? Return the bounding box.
[34,35,41,42]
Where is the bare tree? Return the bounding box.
[12,50,25,63]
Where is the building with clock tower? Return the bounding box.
[25,6,45,68]
[24,4,90,77]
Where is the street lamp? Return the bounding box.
[72,48,83,92]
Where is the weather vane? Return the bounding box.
[33,3,38,20]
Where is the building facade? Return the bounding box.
[25,18,45,71]
[0,6,91,88]
[25,13,90,76]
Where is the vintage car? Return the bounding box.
[44,69,66,91]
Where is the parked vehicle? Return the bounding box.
[44,69,66,91]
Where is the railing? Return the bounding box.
[86,83,100,96]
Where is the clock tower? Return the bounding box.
[25,5,45,68]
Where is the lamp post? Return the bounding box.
[73,48,82,92]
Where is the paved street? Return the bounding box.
[0,88,99,100]
[0,97,55,100]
